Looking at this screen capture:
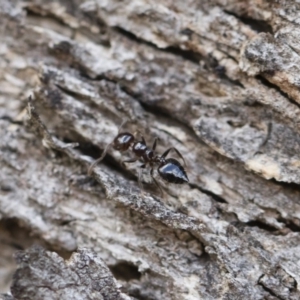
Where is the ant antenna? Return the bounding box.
[118,119,128,133]
[88,119,129,175]
[88,142,112,175]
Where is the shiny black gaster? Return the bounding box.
[158,158,189,184]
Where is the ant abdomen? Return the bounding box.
[158,158,189,184]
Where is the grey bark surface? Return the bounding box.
[1,0,300,299]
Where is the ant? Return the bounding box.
[88,122,189,195]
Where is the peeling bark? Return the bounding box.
[2,0,300,299]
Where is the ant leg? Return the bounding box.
[150,168,164,197]
[121,158,138,168]
[88,142,113,175]
[171,147,186,166]
[160,148,171,159]
[152,137,158,151]
[160,147,186,166]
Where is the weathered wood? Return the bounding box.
[1,0,300,299]
[11,246,133,300]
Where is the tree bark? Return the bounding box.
[1,0,300,299]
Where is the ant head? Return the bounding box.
[113,132,134,151]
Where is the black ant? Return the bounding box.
[88,123,189,195]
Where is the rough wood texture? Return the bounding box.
[2,0,300,299]
[11,246,133,300]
